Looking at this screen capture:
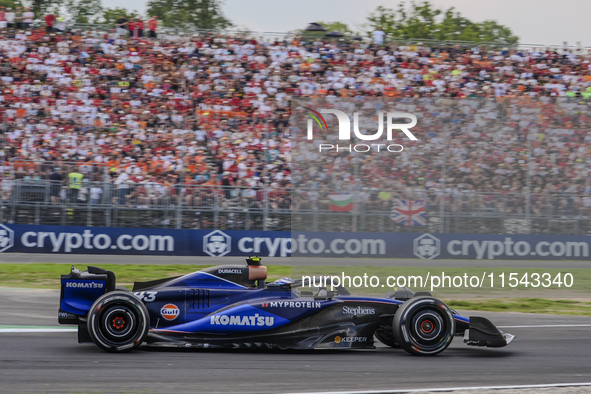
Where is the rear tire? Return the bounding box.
[392,297,455,356]
[87,291,149,353]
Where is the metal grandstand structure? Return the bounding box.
[68,23,590,52]
[1,175,589,235]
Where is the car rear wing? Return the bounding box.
[59,266,116,324]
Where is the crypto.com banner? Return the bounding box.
[1,223,588,260]
[291,231,591,260]
[0,224,292,257]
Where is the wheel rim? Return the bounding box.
[413,310,443,342]
[406,306,452,353]
[101,305,137,341]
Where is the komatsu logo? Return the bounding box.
[210,314,275,326]
[342,306,376,315]
[65,281,104,289]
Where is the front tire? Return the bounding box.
[392,297,455,356]
[87,291,150,353]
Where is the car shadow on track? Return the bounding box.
[135,345,517,358]
[439,347,517,358]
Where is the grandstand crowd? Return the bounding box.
[1,21,591,212]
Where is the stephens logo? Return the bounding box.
[203,230,231,257]
[304,107,418,153]
[0,224,14,253]
[210,314,275,327]
[342,306,376,315]
[160,304,180,321]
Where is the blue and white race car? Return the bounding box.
[59,257,514,355]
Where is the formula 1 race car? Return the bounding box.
[58,257,515,355]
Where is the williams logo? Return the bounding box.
[0,224,14,253]
[413,233,441,260]
[304,107,418,153]
[210,314,275,327]
[203,230,231,257]
[160,304,180,321]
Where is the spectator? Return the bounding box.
[15,6,22,30]
[5,8,14,29]
[372,27,385,45]
[114,170,130,205]
[68,167,83,203]
[23,7,34,29]
[49,167,64,204]
[90,184,103,205]
[148,16,157,38]
[0,7,6,31]
[79,179,89,203]
[128,17,135,39]
[1,176,13,203]
[116,14,127,37]
[137,19,144,38]
[55,16,65,32]
[44,13,56,32]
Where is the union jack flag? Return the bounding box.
[390,199,427,227]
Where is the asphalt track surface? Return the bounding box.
[3,253,591,269]
[1,289,591,393]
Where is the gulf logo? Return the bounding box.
[160,304,180,321]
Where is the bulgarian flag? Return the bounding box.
[328,194,354,212]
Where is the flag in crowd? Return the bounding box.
[390,199,427,226]
[328,194,354,212]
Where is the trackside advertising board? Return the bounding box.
[0,224,589,260]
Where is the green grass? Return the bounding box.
[0,263,291,289]
[2,263,591,315]
[1,263,589,294]
[447,298,591,316]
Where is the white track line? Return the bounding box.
[0,328,76,333]
[497,324,591,328]
[291,382,591,394]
